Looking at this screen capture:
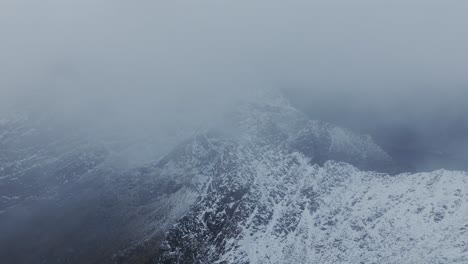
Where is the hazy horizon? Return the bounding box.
[1,0,467,171]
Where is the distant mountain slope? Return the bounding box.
[0,114,186,264]
[233,97,394,172]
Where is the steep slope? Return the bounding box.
[157,148,468,263]
[109,96,394,263]
[233,99,394,173]
[153,99,467,263]
[4,93,456,264]
[105,95,396,263]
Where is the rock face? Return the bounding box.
[123,98,396,263]
[153,100,468,264]
[1,95,467,264]
[157,152,468,264]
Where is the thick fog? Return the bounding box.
[1,0,467,170]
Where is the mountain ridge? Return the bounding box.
[1,94,466,263]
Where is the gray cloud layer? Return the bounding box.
[1,0,467,169]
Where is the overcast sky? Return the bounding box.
[1,0,467,170]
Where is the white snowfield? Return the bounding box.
[223,159,468,264]
[158,139,468,263]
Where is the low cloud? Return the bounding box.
[1,0,467,170]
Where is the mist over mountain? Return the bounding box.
[1,0,468,263]
[1,92,467,264]
[2,0,467,172]
[285,88,468,172]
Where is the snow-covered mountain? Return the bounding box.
[152,98,468,264]
[115,96,398,263]
[1,94,466,264]
[157,148,468,264]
